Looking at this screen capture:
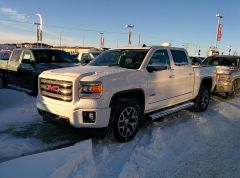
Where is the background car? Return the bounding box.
[189,56,205,65]
[78,51,102,64]
[202,55,240,98]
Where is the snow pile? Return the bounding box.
[0,139,96,178]
[0,89,40,130]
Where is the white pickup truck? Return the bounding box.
[36,46,216,142]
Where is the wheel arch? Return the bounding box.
[200,77,213,91]
[109,88,145,109]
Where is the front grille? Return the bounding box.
[40,78,73,102]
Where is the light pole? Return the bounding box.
[34,22,40,48]
[60,31,63,49]
[125,24,134,46]
[215,13,223,50]
[99,32,104,48]
[227,45,232,55]
[35,13,43,48]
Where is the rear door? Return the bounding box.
[169,50,194,100]
[5,49,22,86]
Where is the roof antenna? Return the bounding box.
[142,44,146,47]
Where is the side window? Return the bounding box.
[0,53,10,60]
[10,50,22,62]
[149,49,170,67]
[22,51,33,63]
[81,53,92,63]
[171,50,189,66]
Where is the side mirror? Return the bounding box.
[147,63,169,72]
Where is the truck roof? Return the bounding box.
[13,48,62,52]
[112,45,185,51]
[207,55,240,59]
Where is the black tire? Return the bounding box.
[193,85,210,112]
[111,99,142,143]
[225,92,230,99]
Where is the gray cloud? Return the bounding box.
[0,7,29,22]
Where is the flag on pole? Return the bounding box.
[100,36,104,47]
[217,24,223,41]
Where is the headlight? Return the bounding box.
[217,74,232,82]
[79,81,102,99]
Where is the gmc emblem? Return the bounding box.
[45,84,60,93]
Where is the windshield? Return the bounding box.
[91,52,101,58]
[89,49,148,69]
[33,50,79,64]
[202,56,240,67]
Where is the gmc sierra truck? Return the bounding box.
[36,46,216,142]
[0,48,79,94]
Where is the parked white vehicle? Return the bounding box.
[77,51,102,64]
[36,46,216,142]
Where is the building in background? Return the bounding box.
[53,46,100,54]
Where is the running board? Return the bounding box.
[149,102,194,120]
[7,84,32,94]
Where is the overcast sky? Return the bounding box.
[0,0,239,55]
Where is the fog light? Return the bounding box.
[83,111,96,123]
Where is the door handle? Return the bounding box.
[189,73,193,76]
[169,75,175,78]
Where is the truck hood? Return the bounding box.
[216,66,239,74]
[43,65,132,78]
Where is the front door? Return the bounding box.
[147,49,176,111]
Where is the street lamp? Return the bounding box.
[35,13,43,48]
[215,13,223,49]
[125,24,134,46]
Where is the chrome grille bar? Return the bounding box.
[40,78,73,102]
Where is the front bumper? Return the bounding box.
[36,96,111,128]
[214,81,233,93]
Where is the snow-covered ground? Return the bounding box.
[0,89,86,162]
[0,89,240,178]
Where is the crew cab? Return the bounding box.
[0,48,79,94]
[202,55,240,98]
[36,46,216,142]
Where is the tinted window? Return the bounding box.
[149,50,170,67]
[81,53,92,63]
[0,53,10,60]
[171,50,189,65]
[22,51,33,63]
[10,50,22,62]
[32,50,78,63]
[190,57,202,65]
[91,52,101,58]
[90,49,148,69]
[205,57,240,67]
